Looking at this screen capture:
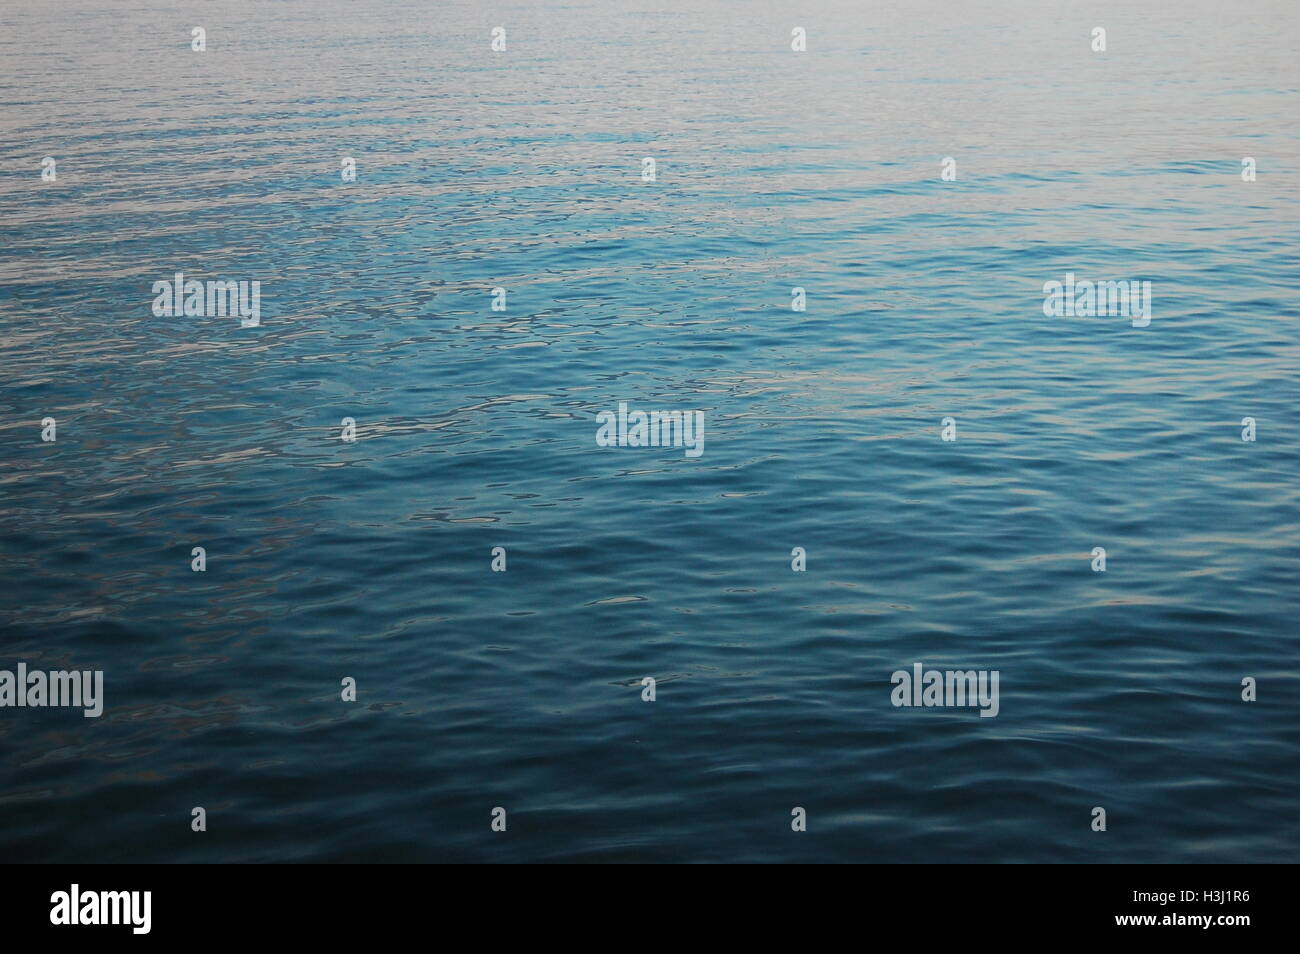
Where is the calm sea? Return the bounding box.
[1,0,1298,862]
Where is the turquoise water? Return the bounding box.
[2,0,1298,862]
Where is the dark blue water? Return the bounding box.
[2,0,1298,862]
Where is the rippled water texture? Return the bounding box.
[1,1,1298,862]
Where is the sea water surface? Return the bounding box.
[1,0,1298,862]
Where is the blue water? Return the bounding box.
[2,0,1299,862]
